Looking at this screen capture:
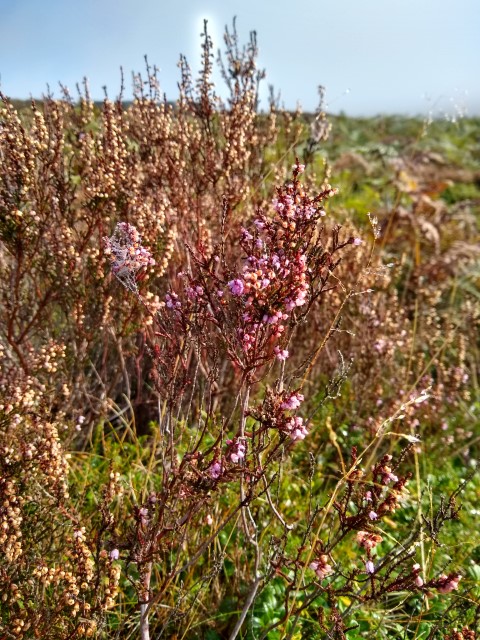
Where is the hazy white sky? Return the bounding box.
[0,0,478,115]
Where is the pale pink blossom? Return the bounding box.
[285,416,308,441]
[415,575,424,587]
[281,392,304,411]
[436,573,461,594]
[274,346,289,361]
[356,531,382,551]
[208,461,223,479]
[165,292,181,310]
[310,554,333,579]
[227,438,246,464]
[365,560,375,574]
[228,279,245,296]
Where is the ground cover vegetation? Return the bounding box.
[1,20,479,640]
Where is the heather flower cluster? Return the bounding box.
[435,573,462,594]
[226,437,247,464]
[280,391,304,410]
[203,389,307,487]
[160,162,351,376]
[225,173,336,362]
[352,453,410,525]
[203,439,250,484]
[249,387,309,443]
[356,530,383,552]
[208,459,223,480]
[284,415,309,441]
[310,554,334,580]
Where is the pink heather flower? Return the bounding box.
[139,507,149,526]
[285,416,308,441]
[293,163,305,174]
[206,514,213,526]
[110,548,120,561]
[228,279,245,296]
[356,531,383,551]
[351,237,363,246]
[273,199,285,212]
[165,292,181,310]
[415,575,424,587]
[310,555,333,579]
[436,574,461,594]
[238,444,246,458]
[228,439,246,464]
[274,346,289,361]
[365,560,375,574]
[368,511,378,520]
[356,531,367,546]
[285,299,296,311]
[295,292,307,307]
[382,472,399,485]
[364,491,372,502]
[208,461,223,479]
[281,392,305,411]
[380,465,398,484]
[241,228,253,241]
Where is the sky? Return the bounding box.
[0,0,479,116]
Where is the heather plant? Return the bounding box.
[96,161,477,638]
[1,18,479,640]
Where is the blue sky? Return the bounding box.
[0,0,479,116]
